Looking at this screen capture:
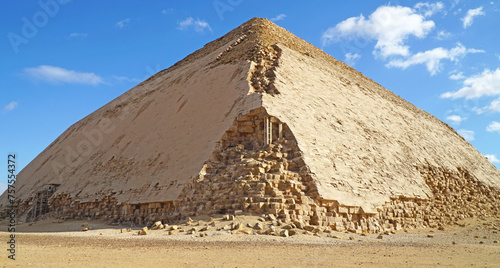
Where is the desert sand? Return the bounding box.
[1,216,499,267]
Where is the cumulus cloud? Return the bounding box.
[115,18,130,28]
[457,129,475,141]
[436,30,452,40]
[322,5,436,58]
[414,2,445,17]
[271,14,287,21]
[386,43,483,75]
[446,115,466,125]
[178,17,212,33]
[487,121,500,133]
[24,65,104,85]
[4,101,18,112]
[449,72,465,80]
[484,98,500,113]
[441,68,500,99]
[462,7,485,28]
[344,53,361,66]
[485,154,500,163]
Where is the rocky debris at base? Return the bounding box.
[138,227,148,235]
[108,214,500,248]
[151,221,166,230]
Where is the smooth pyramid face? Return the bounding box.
[2,18,499,229]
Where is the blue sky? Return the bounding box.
[2,0,500,193]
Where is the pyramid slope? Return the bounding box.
[1,18,499,223]
[264,45,500,212]
[1,43,260,205]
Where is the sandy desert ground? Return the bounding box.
[0,216,499,267]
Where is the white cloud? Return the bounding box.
[24,65,104,85]
[441,68,500,99]
[115,18,130,28]
[386,43,483,75]
[345,53,361,66]
[485,154,500,163]
[178,17,194,29]
[322,5,436,58]
[446,114,466,125]
[449,71,465,80]
[485,98,500,113]
[4,101,18,112]
[437,30,452,40]
[457,129,475,141]
[271,14,287,21]
[462,7,485,28]
[112,75,141,83]
[487,121,500,133]
[68,33,88,39]
[178,17,212,33]
[414,2,445,17]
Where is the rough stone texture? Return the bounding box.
[1,18,499,232]
[15,108,500,233]
[1,46,260,206]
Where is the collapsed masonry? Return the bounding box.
[23,108,500,232]
[2,18,500,233]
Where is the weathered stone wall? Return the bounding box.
[381,166,500,230]
[12,108,500,233]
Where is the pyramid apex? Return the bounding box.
[243,17,270,24]
[163,16,351,76]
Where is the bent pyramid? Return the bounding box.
[2,18,500,232]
